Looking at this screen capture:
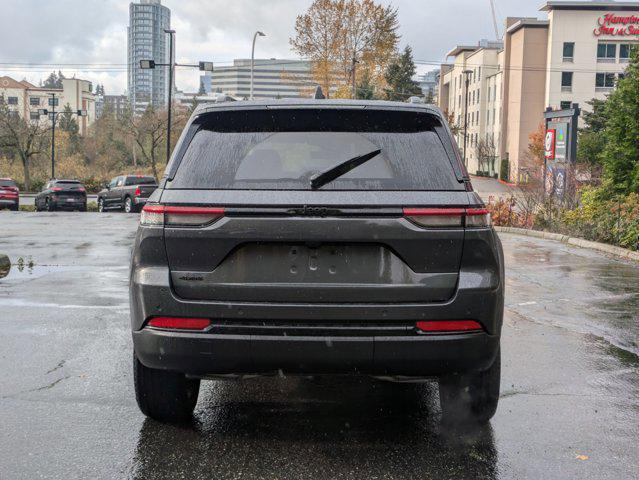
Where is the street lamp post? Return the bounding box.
[165,29,175,166]
[462,69,473,167]
[38,96,87,179]
[140,30,214,163]
[250,31,266,100]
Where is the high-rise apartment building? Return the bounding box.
[127,0,171,114]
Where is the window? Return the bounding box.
[563,42,575,61]
[620,44,632,61]
[30,112,40,120]
[561,72,573,91]
[596,72,616,89]
[560,101,572,110]
[7,96,18,105]
[29,97,40,106]
[48,97,59,106]
[597,43,616,61]
[169,109,463,191]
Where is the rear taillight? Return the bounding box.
[403,207,491,228]
[147,317,211,330]
[51,187,62,192]
[465,208,491,227]
[415,320,483,333]
[140,204,225,227]
[134,186,141,197]
[77,187,85,193]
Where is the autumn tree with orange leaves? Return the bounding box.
[290,0,399,98]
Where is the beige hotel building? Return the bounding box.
[438,1,639,182]
[0,76,96,135]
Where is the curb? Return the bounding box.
[494,226,639,263]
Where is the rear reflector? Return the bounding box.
[415,320,483,333]
[141,204,225,227]
[147,317,211,330]
[403,207,491,228]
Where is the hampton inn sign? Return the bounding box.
[594,13,639,36]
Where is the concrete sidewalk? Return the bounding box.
[470,175,519,203]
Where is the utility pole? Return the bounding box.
[462,69,472,167]
[165,29,175,165]
[38,96,87,179]
[50,93,56,179]
[250,31,266,100]
[140,31,214,164]
[351,55,358,99]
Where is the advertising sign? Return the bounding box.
[545,129,556,160]
[594,13,639,37]
[548,121,568,160]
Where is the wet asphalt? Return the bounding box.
[0,212,638,480]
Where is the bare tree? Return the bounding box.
[475,137,497,176]
[0,104,49,190]
[125,107,167,179]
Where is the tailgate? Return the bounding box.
[163,191,468,304]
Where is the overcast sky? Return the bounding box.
[0,0,545,95]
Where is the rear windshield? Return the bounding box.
[54,181,83,188]
[125,176,156,186]
[167,109,462,191]
[0,179,17,187]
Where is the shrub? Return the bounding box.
[499,158,509,182]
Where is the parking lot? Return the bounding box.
[0,211,638,479]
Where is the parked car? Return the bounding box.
[97,175,157,213]
[0,178,19,211]
[35,179,87,212]
[130,99,504,424]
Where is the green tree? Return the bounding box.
[578,98,608,166]
[600,47,639,194]
[356,70,376,99]
[384,45,422,101]
[43,70,65,88]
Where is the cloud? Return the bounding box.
[0,0,543,94]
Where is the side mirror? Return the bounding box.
[104,183,110,190]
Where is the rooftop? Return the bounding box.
[506,18,550,34]
[540,1,639,12]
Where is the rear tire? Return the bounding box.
[439,348,500,425]
[133,353,200,423]
[46,198,55,212]
[10,203,18,211]
[98,198,104,213]
[124,196,135,213]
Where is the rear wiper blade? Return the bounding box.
[310,149,382,190]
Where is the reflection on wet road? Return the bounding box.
[0,213,638,479]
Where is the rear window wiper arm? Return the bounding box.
[310,149,382,190]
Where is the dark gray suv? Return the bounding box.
[130,99,504,424]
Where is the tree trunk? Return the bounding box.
[21,155,31,192]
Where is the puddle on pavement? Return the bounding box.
[0,256,85,281]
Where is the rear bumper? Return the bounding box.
[133,327,499,377]
[134,197,149,205]
[0,198,18,206]
[51,200,86,209]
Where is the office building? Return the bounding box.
[127,0,171,114]
[205,59,314,99]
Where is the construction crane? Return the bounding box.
[489,0,500,40]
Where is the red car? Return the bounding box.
[0,178,19,211]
